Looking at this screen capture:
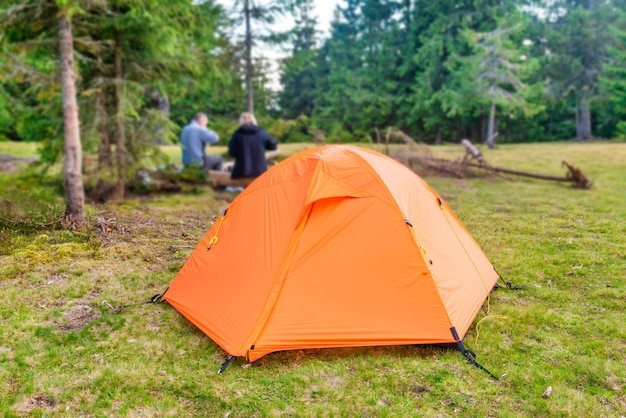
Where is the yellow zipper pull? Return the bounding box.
[207,209,227,250]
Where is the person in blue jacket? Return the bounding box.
[180,112,223,171]
[228,112,277,179]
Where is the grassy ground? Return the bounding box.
[0,141,624,416]
[0,141,39,158]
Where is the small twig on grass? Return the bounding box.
[184,222,207,231]
[102,300,115,311]
[101,300,124,313]
[0,215,17,224]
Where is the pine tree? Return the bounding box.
[279,0,318,119]
[75,0,226,198]
[58,3,85,226]
[311,0,364,137]
[1,0,86,226]
[227,0,287,113]
[468,19,531,148]
[544,0,615,139]
[1,0,228,203]
[408,0,524,144]
[359,0,401,133]
[311,0,402,140]
[601,12,626,138]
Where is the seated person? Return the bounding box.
[229,112,277,178]
[209,112,278,189]
[180,112,223,171]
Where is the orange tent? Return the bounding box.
[164,145,499,363]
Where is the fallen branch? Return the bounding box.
[461,139,484,163]
[562,161,592,189]
[465,161,591,187]
[408,155,468,178]
[388,136,592,189]
[461,139,591,189]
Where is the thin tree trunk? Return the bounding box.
[156,94,169,144]
[505,114,510,143]
[579,95,592,139]
[486,100,496,149]
[114,38,125,199]
[97,85,112,171]
[58,11,85,228]
[435,126,442,145]
[575,96,581,139]
[479,114,485,145]
[244,0,254,113]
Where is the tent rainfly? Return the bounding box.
[162,145,501,374]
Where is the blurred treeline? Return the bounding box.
[1,0,626,159]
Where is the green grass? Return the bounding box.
[0,141,39,158]
[0,141,625,416]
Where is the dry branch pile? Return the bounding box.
[385,132,592,189]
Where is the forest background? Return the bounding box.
[1,0,626,219]
[3,0,626,149]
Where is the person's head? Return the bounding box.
[194,112,208,127]
[239,112,257,126]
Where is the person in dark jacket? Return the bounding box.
[228,112,277,179]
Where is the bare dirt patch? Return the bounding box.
[0,346,14,359]
[33,273,68,289]
[59,304,100,332]
[14,393,57,414]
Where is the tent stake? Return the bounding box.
[451,327,499,380]
[218,355,234,375]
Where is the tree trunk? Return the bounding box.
[58,11,85,228]
[97,85,112,171]
[114,38,125,199]
[479,114,485,145]
[505,114,510,143]
[486,100,497,149]
[575,96,581,139]
[435,126,442,145]
[244,0,254,113]
[578,95,592,140]
[156,95,169,144]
